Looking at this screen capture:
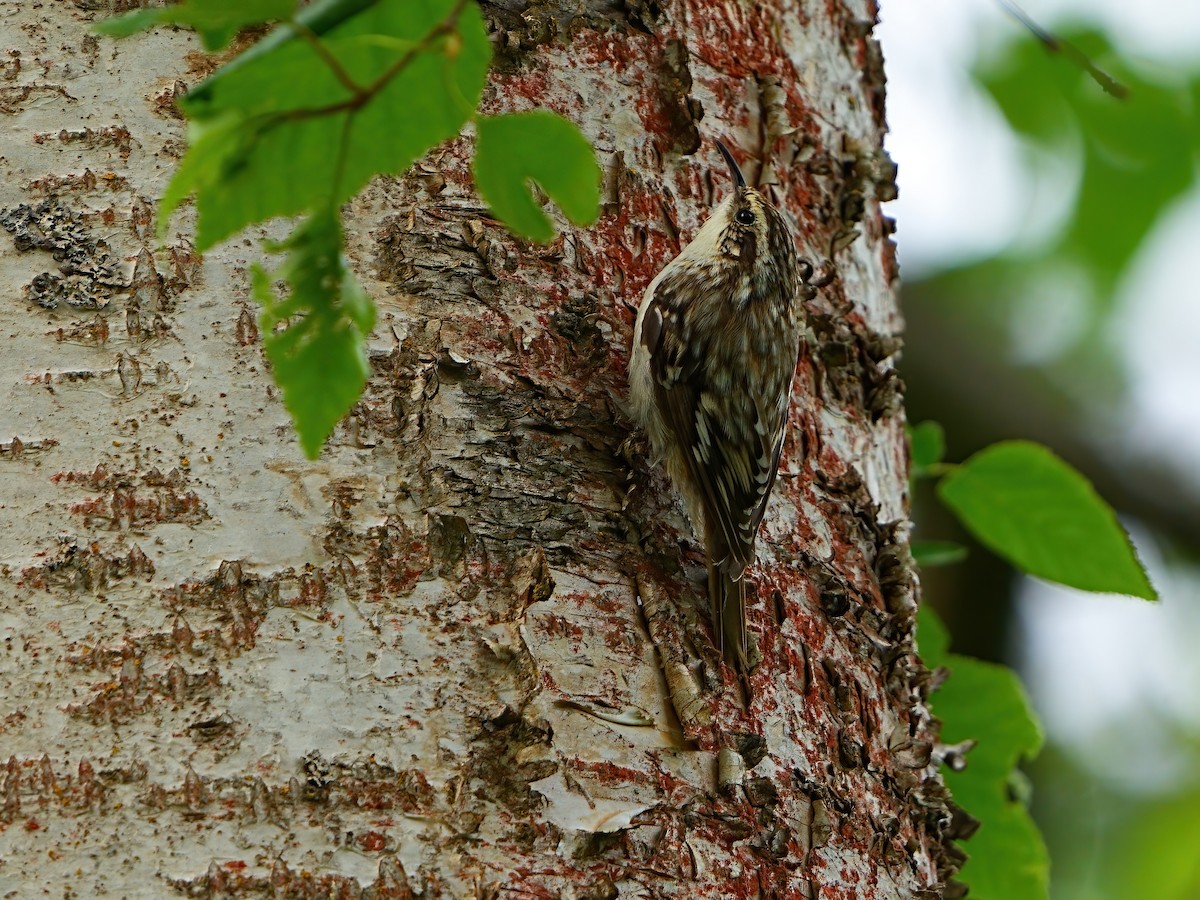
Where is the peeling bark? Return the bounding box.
[0,1,956,897]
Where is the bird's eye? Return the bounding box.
[735,208,755,226]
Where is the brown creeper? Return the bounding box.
[628,139,809,671]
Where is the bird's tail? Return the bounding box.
[707,556,748,671]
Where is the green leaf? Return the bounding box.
[919,607,1049,900]
[938,440,1156,600]
[96,0,296,51]
[252,211,376,458]
[1109,789,1200,899]
[94,9,165,40]
[158,113,251,241]
[908,420,945,477]
[916,602,950,665]
[473,111,600,242]
[911,539,967,567]
[163,0,490,250]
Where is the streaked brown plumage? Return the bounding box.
[628,139,809,670]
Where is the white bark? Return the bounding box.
[0,1,953,897]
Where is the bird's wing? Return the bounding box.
[641,272,779,571]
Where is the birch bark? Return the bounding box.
[0,1,958,896]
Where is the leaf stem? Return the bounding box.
[330,116,354,209]
[926,462,960,479]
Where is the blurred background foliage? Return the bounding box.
[891,10,1200,899]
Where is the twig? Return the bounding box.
[227,0,471,190]
[997,0,1129,99]
[288,18,367,100]
[276,0,470,125]
[361,0,469,101]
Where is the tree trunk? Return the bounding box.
[0,1,957,897]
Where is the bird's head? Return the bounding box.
[680,139,798,302]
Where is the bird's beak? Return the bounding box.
[715,138,747,189]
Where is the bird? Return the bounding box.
[628,138,810,671]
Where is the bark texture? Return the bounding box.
[0,1,958,896]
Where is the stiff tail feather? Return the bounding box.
[707,557,748,671]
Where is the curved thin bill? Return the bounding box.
[714,138,747,189]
